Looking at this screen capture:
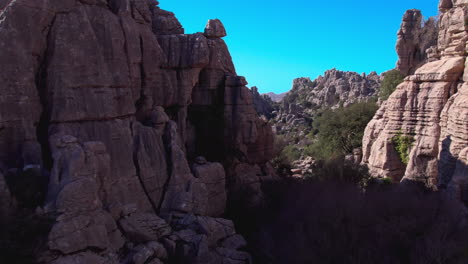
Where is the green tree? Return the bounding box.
[305,101,378,160]
[379,69,405,100]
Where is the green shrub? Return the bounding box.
[303,156,371,187]
[271,135,302,176]
[304,101,378,160]
[281,145,301,163]
[380,69,405,100]
[382,177,393,185]
[392,130,414,164]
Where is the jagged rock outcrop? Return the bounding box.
[362,0,468,190]
[0,0,274,262]
[285,69,381,109]
[396,9,439,75]
[273,69,381,134]
[251,86,275,119]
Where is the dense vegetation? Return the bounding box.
[379,69,405,100]
[304,101,378,160]
[273,101,378,171]
[392,130,414,164]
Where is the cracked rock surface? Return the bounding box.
[0,0,275,262]
[362,0,468,191]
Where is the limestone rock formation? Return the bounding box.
[204,19,227,39]
[272,69,381,136]
[396,9,439,76]
[362,0,468,190]
[251,86,275,119]
[0,0,275,262]
[285,69,381,109]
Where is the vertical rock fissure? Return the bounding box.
[131,123,159,213]
[35,15,57,172]
[130,34,160,213]
[135,35,147,119]
[158,128,174,211]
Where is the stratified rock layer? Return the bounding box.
[0,0,274,262]
[363,0,468,190]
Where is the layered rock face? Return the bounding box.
[0,0,274,263]
[396,9,439,76]
[362,0,468,191]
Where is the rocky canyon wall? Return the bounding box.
[362,0,468,195]
[0,0,274,263]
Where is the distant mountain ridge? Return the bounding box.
[263,92,286,102]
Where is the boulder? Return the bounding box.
[119,213,172,243]
[204,19,227,38]
[192,161,227,216]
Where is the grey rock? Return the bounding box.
[204,19,227,38]
[396,9,438,75]
[152,6,184,35]
[220,235,248,250]
[192,162,227,216]
[119,213,172,243]
[50,252,108,264]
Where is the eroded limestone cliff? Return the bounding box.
[273,69,381,134]
[0,0,274,263]
[396,9,438,75]
[362,0,468,194]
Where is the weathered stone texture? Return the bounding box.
[396,9,438,75]
[0,0,272,262]
[363,1,468,191]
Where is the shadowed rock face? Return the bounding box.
[0,0,274,262]
[251,86,275,119]
[363,0,468,191]
[396,9,439,76]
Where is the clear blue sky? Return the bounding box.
[159,0,439,94]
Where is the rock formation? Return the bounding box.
[264,92,286,103]
[362,0,468,191]
[251,86,275,119]
[0,0,275,263]
[273,69,381,135]
[284,69,381,109]
[396,9,439,76]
